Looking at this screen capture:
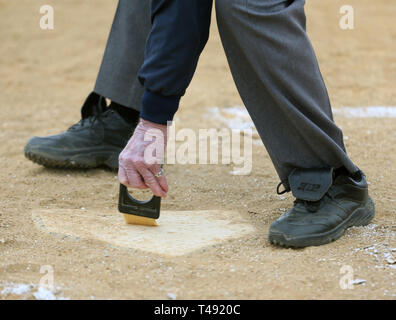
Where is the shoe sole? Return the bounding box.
[24,145,121,171]
[268,196,375,248]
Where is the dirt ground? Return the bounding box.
[0,0,395,300]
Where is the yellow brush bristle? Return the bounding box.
[123,214,158,226]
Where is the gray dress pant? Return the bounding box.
[94,0,358,187]
[94,0,150,110]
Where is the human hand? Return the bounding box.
[118,118,168,197]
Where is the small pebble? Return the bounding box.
[167,293,176,300]
[352,279,366,285]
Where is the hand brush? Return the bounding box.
[118,184,161,226]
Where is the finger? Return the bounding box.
[120,164,148,189]
[137,166,167,197]
[149,165,169,193]
[155,175,169,193]
[118,165,129,186]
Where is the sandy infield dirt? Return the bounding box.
[0,0,395,299]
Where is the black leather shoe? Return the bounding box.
[24,92,136,170]
[269,167,375,248]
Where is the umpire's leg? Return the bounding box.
[24,0,151,170]
[215,0,358,187]
[94,0,151,111]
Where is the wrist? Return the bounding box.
[139,118,168,130]
[136,118,168,142]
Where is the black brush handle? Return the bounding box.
[118,184,161,219]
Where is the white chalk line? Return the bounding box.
[207,105,396,131]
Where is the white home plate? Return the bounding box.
[32,209,255,256]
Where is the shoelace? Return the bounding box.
[276,181,333,213]
[276,181,289,195]
[69,96,107,130]
[293,198,322,213]
[294,192,335,213]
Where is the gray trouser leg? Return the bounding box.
[94,0,151,111]
[215,0,358,185]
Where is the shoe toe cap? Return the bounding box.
[269,216,331,241]
[25,136,50,150]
